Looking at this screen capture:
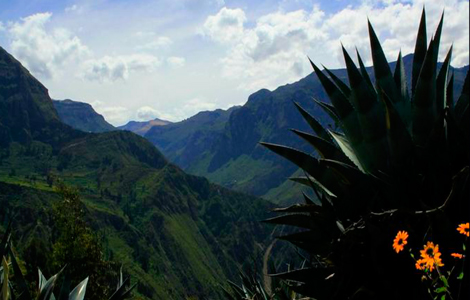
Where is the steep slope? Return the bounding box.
[118,118,172,136]
[53,99,115,133]
[144,54,468,204]
[0,47,77,147]
[145,107,239,169]
[0,46,273,299]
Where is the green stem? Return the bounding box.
[436,265,454,300]
[457,237,468,300]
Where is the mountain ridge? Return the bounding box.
[53,99,116,133]
[50,52,468,205]
[144,53,469,204]
[118,118,172,136]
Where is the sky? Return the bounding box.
[0,0,468,126]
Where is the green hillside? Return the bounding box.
[0,46,273,299]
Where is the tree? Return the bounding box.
[51,183,117,300]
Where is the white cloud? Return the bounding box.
[202,7,247,43]
[5,12,178,84]
[155,98,217,121]
[204,1,469,91]
[214,7,327,90]
[65,5,78,13]
[182,97,216,113]
[136,106,160,121]
[136,36,173,51]
[90,101,131,126]
[167,56,186,67]
[214,0,225,7]
[135,31,156,38]
[322,1,469,66]
[81,54,162,82]
[7,12,90,79]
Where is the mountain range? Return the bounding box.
[53,54,469,205]
[0,46,274,299]
[142,54,469,204]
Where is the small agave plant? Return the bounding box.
[222,266,302,300]
[258,8,469,300]
[1,223,135,300]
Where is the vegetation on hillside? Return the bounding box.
[0,185,135,300]
[51,184,119,299]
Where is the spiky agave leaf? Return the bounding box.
[393,51,409,102]
[454,71,469,124]
[224,267,306,300]
[68,277,88,300]
[2,256,9,300]
[356,50,376,94]
[323,66,351,97]
[292,101,333,143]
[37,267,64,300]
[312,98,340,127]
[309,59,363,146]
[0,221,12,259]
[260,142,344,196]
[289,176,337,199]
[341,46,389,173]
[436,46,453,113]
[368,20,402,107]
[290,129,347,162]
[412,8,428,94]
[7,244,31,300]
[108,276,136,300]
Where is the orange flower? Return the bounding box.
[419,241,444,272]
[415,258,427,271]
[393,231,408,253]
[451,253,463,259]
[457,223,469,237]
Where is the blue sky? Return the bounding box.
[0,0,468,125]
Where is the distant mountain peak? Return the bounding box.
[118,117,172,136]
[53,99,115,133]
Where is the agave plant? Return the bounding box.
[1,222,136,300]
[261,9,469,300]
[222,270,270,300]
[223,266,302,300]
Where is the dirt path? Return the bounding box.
[61,139,86,151]
[262,239,276,295]
[263,225,286,294]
